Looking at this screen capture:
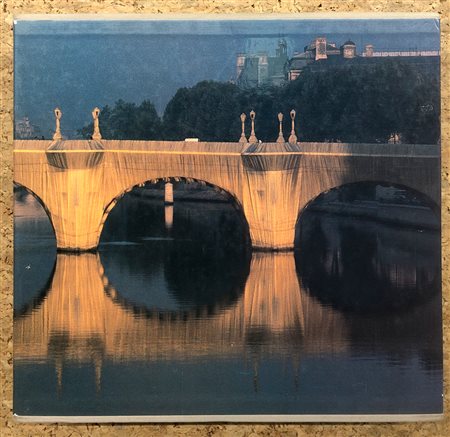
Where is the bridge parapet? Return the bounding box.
[46,139,105,169]
[298,142,439,157]
[242,141,301,154]
[14,139,439,158]
[242,142,302,172]
[47,139,104,151]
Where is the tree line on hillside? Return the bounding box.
[78,59,440,144]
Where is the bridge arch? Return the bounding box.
[13,182,57,240]
[295,179,440,243]
[98,176,251,246]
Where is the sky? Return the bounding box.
[14,17,440,138]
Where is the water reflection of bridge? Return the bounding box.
[14,253,349,368]
[14,205,441,395]
[14,136,439,251]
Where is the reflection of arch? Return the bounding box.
[14,182,57,316]
[98,176,251,244]
[294,194,440,313]
[103,278,244,321]
[295,180,440,243]
[14,258,56,318]
[100,243,251,318]
[13,182,57,239]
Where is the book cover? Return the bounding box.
[13,14,442,422]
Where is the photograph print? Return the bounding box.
[13,14,442,421]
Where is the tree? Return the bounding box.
[78,59,439,145]
[280,59,440,144]
[162,81,245,142]
[78,100,162,140]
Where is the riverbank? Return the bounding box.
[307,200,439,230]
[129,186,229,203]
[130,187,439,230]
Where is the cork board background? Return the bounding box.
[1,1,448,435]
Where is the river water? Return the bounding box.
[13,186,442,417]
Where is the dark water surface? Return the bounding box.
[14,187,442,417]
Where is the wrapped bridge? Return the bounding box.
[14,138,440,252]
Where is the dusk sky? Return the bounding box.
[14,16,440,138]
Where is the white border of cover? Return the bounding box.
[14,414,444,423]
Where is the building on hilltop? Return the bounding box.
[288,37,348,80]
[236,37,439,87]
[361,44,440,59]
[288,37,439,80]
